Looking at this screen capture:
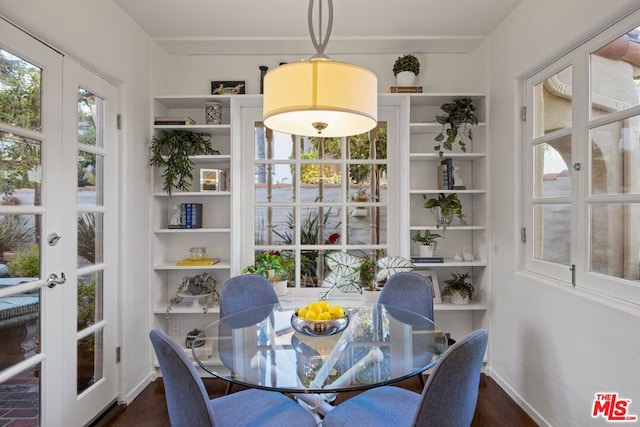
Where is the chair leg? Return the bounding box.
[417,372,425,389]
[225,381,233,395]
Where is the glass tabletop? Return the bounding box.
[193,303,447,393]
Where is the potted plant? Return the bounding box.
[441,272,474,304]
[412,230,443,257]
[243,251,293,296]
[393,54,420,86]
[149,130,220,195]
[168,272,219,313]
[434,97,478,157]
[423,193,467,229]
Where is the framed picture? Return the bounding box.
[200,169,219,192]
[416,270,442,304]
[211,80,246,95]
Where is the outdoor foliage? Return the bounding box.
[7,244,39,277]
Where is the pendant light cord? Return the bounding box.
[308,0,333,59]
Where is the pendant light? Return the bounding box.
[263,0,378,137]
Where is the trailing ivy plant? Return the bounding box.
[433,97,478,157]
[149,130,220,195]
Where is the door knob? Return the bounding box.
[46,272,66,288]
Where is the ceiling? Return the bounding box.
[114,0,524,55]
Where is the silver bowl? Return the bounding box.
[291,312,349,336]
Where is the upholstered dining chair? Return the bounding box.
[378,271,434,387]
[219,274,279,394]
[322,329,488,427]
[378,271,434,321]
[149,329,316,427]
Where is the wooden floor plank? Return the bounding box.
[92,374,537,426]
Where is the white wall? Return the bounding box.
[488,1,640,425]
[0,0,153,404]
[151,48,488,94]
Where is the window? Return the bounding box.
[525,11,640,304]
[251,122,389,289]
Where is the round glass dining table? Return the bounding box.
[193,302,447,395]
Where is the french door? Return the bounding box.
[0,18,119,426]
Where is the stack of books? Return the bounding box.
[176,257,220,266]
[388,86,423,93]
[411,256,444,263]
[154,116,196,126]
[438,158,453,190]
[168,203,203,229]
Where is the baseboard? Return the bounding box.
[485,368,551,427]
[124,372,154,405]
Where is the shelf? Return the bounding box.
[154,305,221,314]
[409,189,486,195]
[410,225,485,231]
[409,152,486,161]
[407,93,486,107]
[155,95,233,109]
[153,191,231,197]
[154,124,231,135]
[153,261,231,271]
[154,227,232,234]
[434,301,488,311]
[410,122,486,134]
[413,261,487,267]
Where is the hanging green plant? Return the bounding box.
[433,97,478,157]
[149,130,220,195]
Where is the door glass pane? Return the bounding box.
[254,164,294,203]
[348,207,387,245]
[77,88,103,148]
[77,271,103,330]
[299,206,341,245]
[77,151,103,205]
[77,213,103,267]
[590,116,640,196]
[533,138,572,198]
[77,330,103,394]
[0,49,41,132]
[348,125,386,160]
[1,214,39,272]
[590,27,640,117]
[533,204,571,265]
[0,365,41,426]
[0,287,41,371]
[533,66,572,138]
[0,132,42,207]
[591,204,640,281]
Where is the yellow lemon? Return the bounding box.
[297,307,308,318]
[304,310,317,320]
[308,302,322,314]
[329,306,345,318]
[319,300,331,311]
[317,312,331,321]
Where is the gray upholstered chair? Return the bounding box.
[149,329,316,427]
[378,271,434,386]
[322,329,488,427]
[378,271,434,321]
[219,274,279,394]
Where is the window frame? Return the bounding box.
[523,9,640,305]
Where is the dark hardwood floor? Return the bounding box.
[92,374,537,426]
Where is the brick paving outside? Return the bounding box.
[0,369,39,427]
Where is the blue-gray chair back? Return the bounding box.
[379,271,434,320]
[414,328,488,426]
[149,329,215,426]
[220,274,278,319]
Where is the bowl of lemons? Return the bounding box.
[291,301,349,336]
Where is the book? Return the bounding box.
[176,257,220,266]
[154,116,196,126]
[389,86,423,93]
[190,203,203,229]
[411,257,445,263]
[441,158,453,190]
[438,164,449,190]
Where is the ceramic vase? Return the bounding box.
[419,244,435,257]
[450,292,470,305]
[396,71,416,86]
[205,102,222,124]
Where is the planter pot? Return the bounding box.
[271,280,288,296]
[419,244,435,257]
[450,292,470,305]
[363,288,381,303]
[434,207,453,228]
[396,71,416,86]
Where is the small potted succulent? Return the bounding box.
[393,54,420,86]
[243,251,294,296]
[411,230,443,257]
[423,193,466,230]
[441,272,474,304]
